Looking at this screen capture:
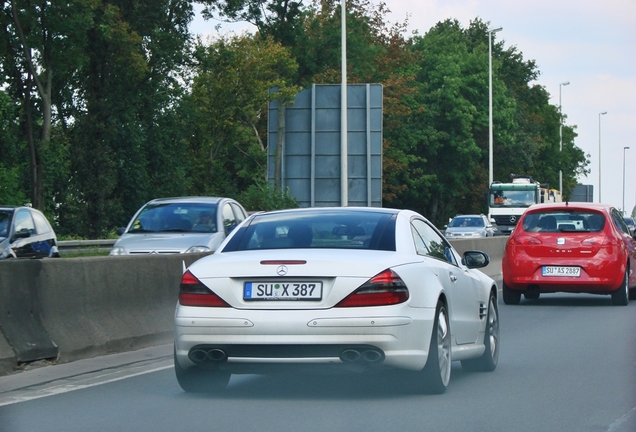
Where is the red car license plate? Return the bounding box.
[542,266,581,277]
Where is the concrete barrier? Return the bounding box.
[0,254,206,376]
[0,260,59,364]
[0,237,506,377]
[449,236,508,281]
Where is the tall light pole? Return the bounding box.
[598,111,607,202]
[488,26,502,187]
[558,81,570,195]
[623,146,630,214]
[340,0,348,206]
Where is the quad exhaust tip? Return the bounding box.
[340,349,383,363]
[188,348,227,364]
[188,346,383,364]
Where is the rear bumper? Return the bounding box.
[503,245,626,293]
[174,306,435,373]
[503,266,624,293]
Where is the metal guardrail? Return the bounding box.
[58,239,116,255]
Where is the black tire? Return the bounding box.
[611,269,629,306]
[417,301,451,394]
[174,349,231,393]
[523,292,540,300]
[461,292,500,372]
[502,281,521,305]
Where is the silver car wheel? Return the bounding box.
[487,297,499,359]
[417,301,452,393]
[461,291,499,372]
[437,307,451,386]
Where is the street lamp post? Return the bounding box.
[598,111,607,202]
[488,26,502,187]
[559,81,570,196]
[340,0,348,206]
[623,147,630,214]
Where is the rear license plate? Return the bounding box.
[542,266,581,277]
[243,281,323,300]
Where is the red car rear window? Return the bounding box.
[522,211,605,233]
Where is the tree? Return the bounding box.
[0,90,27,204]
[0,0,96,210]
[59,0,195,237]
[184,34,300,195]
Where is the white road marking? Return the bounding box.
[0,358,172,407]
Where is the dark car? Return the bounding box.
[502,202,636,305]
[0,206,60,259]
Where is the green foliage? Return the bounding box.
[238,180,298,212]
[0,1,589,235]
[380,18,587,225]
[184,33,301,196]
[0,167,27,205]
[0,90,26,205]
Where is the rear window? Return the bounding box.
[522,211,605,233]
[223,210,396,252]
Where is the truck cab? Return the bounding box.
[488,176,549,235]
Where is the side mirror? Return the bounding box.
[462,250,490,269]
[116,227,126,236]
[13,229,31,240]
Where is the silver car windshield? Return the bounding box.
[128,203,218,233]
[449,217,484,228]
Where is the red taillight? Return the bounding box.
[581,235,617,247]
[509,236,542,246]
[335,269,409,307]
[179,270,230,307]
[581,236,605,246]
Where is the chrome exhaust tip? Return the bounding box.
[361,350,382,363]
[188,349,208,363]
[206,348,227,362]
[340,349,362,362]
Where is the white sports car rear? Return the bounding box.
[174,207,499,394]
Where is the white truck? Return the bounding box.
[488,176,561,235]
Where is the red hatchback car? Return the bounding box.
[502,203,636,305]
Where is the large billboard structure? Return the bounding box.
[268,84,383,208]
[570,184,594,202]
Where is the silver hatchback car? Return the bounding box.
[109,197,247,255]
[444,214,496,238]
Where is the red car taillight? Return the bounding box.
[581,235,616,246]
[179,270,230,307]
[509,236,542,246]
[335,269,409,307]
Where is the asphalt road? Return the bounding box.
[1,293,635,432]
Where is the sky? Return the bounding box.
[190,0,636,216]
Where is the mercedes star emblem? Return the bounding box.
[277,265,288,276]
